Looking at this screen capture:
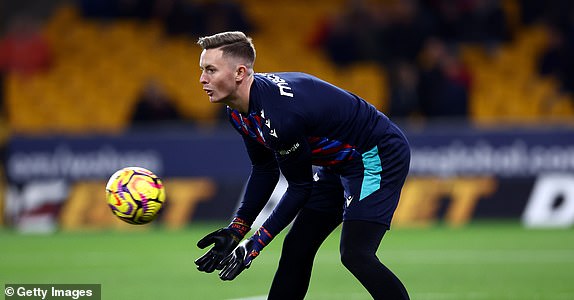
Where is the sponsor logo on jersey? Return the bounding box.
[278,142,300,156]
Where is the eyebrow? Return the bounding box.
[200,64,216,70]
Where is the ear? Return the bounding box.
[236,65,249,81]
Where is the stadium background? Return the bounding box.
[1,0,573,299]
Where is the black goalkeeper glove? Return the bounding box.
[195,218,250,273]
[219,226,273,281]
[218,239,256,281]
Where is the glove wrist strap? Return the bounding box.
[228,217,251,240]
[250,226,273,253]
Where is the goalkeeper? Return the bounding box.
[194,31,411,300]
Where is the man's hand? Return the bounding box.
[218,239,258,281]
[218,226,273,280]
[194,228,242,273]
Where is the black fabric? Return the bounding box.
[268,211,409,299]
[268,208,342,299]
[340,220,410,299]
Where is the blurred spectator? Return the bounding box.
[377,0,435,65]
[422,0,511,50]
[0,73,3,106]
[459,0,512,48]
[536,0,573,30]
[154,0,203,37]
[131,79,183,124]
[537,24,574,94]
[309,0,382,68]
[0,15,53,77]
[78,0,158,20]
[314,0,513,68]
[534,1,574,93]
[417,37,471,120]
[517,0,573,27]
[144,0,254,38]
[388,61,421,118]
[0,15,53,117]
[77,0,119,19]
[79,0,253,38]
[518,0,546,26]
[115,0,157,20]
[200,0,254,36]
[423,0,467,44]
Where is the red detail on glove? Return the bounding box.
[229,217,251,237]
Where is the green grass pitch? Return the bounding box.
[1,222,573,300]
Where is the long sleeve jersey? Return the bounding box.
[228,72,392,237]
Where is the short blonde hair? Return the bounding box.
[197,31,256,69]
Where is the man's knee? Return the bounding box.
[340,245,376,272]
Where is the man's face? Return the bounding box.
[199,48,239,104]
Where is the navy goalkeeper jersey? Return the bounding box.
[228,72,393,236]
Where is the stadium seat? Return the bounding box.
[5,1,574,133]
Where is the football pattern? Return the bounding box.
[105,167,166,225]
